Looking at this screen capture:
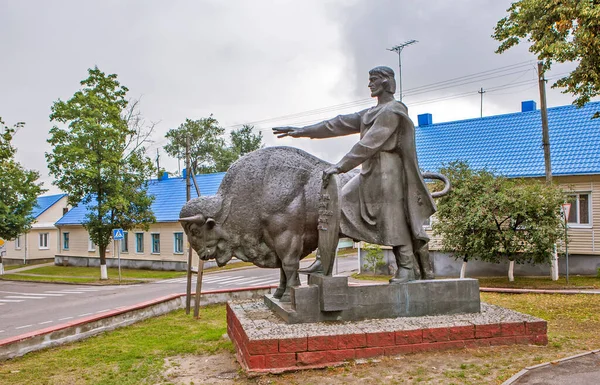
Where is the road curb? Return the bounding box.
[480,287,600,294]
[0,285,275,361]
[502,349,600,384]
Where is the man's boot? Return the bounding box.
[390,247,416,284]
[298,253,323,274]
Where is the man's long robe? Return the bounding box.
[301,100,435,249]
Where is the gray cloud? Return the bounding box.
[0,0,587,193]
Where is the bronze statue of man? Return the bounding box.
[273,66,435,283]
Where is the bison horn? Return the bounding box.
[179,214,206,225]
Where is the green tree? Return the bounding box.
[164,116,226,174]
[165,120,263,174]
[433,162,565,281]
[214,125,263,172]
[47,67,155,279]
[493,0,600,111]
[0,118,45,241]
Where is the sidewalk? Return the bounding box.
[5,262,54,273]
[503,350,600,385]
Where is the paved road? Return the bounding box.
[0,254,359,339]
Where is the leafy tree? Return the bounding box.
[230,124,263,156]
[164,116,226,174]
[362,244,386,275]
[433,162,565,281]
[47,67,155,279]
[214,125,263,171]
[493,0,600,112]
[165,120,263,174]
[0,118,45,242]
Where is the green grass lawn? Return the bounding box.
[19,265,186,279]
[0,305,231,385]
[1,265,186,285]
[351,273,600,289]
[477,276,600,289]
[2,264,25,271]
[0,274,139,285]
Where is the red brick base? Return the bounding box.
[227,304,548,373]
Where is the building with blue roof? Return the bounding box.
[416,100,600,276]
[4,193,69,265]
[54,172,226,270]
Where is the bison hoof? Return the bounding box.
[273,287,285,299]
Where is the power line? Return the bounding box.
[223,61,536,130]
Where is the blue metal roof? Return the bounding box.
[31,194,67,219]
[56,173,225,225]
[416,101,600,178]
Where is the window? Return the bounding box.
[567,193,591,226]
[135,233,144,253]
[39,233,49,249]
[121,231,129,253]
[423,217,431,228]
[88,238,96,251]
[151,233,160,254]
[174,232,184,254]
[15,235,21,250]
[63,232,70,250]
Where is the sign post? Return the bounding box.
[0,239,5,275]
[112,229,125,283]
[561,203,571,284]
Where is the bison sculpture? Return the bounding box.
[179,146,448,302]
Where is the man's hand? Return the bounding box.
[272,126,303,138]
[322,165,340,189]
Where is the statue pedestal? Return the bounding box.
[228,299,548,374]
[264,276,481,324]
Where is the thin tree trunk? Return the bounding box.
[551,244,559,281]
[460,257,468,279]
[99,245,108,280]
[508,260,515,282]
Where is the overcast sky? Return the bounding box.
[0,0,587,195]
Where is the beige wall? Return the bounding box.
[426,174,599,255]
[3,196,69,262]
[57,222,200,265]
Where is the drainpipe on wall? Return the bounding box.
[24,233,28,265]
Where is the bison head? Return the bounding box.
[179,196,233,267]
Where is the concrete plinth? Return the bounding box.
[228,300,548,373]
[265,276,480,324]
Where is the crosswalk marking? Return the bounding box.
[5,295,46,300]
[0,299,24,303]
[1,290,63,297]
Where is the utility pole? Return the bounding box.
[478,87,486,117]
[387,40,418,102]
[538,62,552,185]
[185,136,192,315]
[156,149,160,178]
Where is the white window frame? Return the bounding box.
[423,214,436,230]
[15,235,21,250]
[567,192,592,228]
[173,232,184,254]
[151,233,160,254]
[88,237,96,252]
[39,233,49,249]
[121,231,129,253]
[63,232,70,250]
[135,232,144,253]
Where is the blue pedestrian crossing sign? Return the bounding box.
[112,229,125,240]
